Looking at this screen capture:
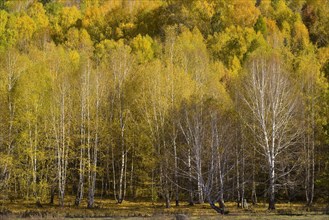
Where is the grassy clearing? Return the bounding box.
[0,197,328,219]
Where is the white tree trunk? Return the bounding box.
[242,54,300,210]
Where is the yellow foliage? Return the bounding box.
[69,50,80,67]
[317,47,329,66]
[131,34,154,63]
[59,6,81,31]
[82,5,105,28]
[266,19,284,48]
[274,0,294,24]
[27,2,49,29]
[0,153,13,168]
[259,0,274,16]
[281,20,291,45]
[192,0,216,18]
[222,0,260,28]
[14,14,36,41]
[65,28,93,51]
[292,18,310,50]
[0,10,8,36]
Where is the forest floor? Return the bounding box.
[0,197,328,219]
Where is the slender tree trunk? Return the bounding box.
[310,137,315,205]
[50,184,55,204]
[58,91,68,207]
[173,136,179,206]
[87,69,99,209]
[188,148,194,206]
[304,128,310,204]
[195,137,204,204]
[197,160,204,204]
[118,150,125,203]
[123,148,128,200]
[268,159,275,210]
[76,65,89,207]
[87,139,97,208]
[151,169,154,204]
[75,146,84,206]
[105,146,110,197]
[252,146,257,204]
[309,88,315,206]
[3,50,21,192]
[111,144,117,201]
[165,171,170,208]
[29,120,37,201]
[218,155,225,208]
[86,63,92,208]
[236,138,240,208]
[214,153,225,214]
[130,145,134,198]
[75,148,84,206]
[170,62,179,206]
[87,140,97,208]
[305,78,315,207]
[165,192,170,208]
[241,141,245,208]
[117,88,126,204]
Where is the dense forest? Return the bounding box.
[0,0,329,214]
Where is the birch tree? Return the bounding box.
[49,47,77,207]
[140,60,172,208]
[241,50,301,210]
[295,51,328,206]
[16,51,51,206]
[0,48,29,195]
[164,26,179,207]
[74,56,91,207]
[107,42,134,204]
[178,97,233,214]
[175,27,209,204]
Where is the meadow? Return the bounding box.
[1,197,328,219]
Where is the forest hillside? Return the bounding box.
[0,0,329,217]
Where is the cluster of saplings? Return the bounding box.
[0,0,329,214]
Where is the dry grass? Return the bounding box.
[0,196,328,219]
